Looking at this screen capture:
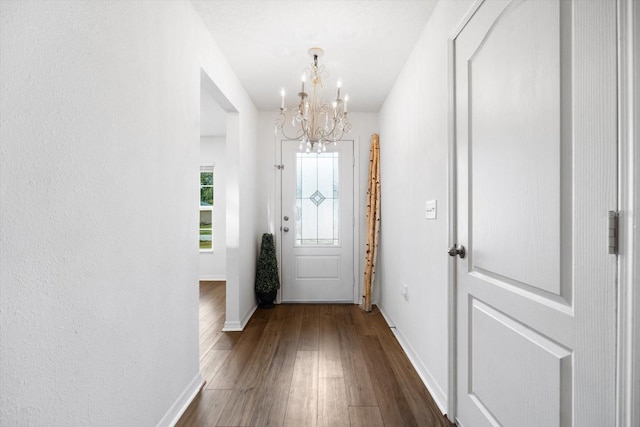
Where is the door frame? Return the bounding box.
[616,0,639,425]
[446,3,484,422]
[446,0,639,425]
[274,138,361,305]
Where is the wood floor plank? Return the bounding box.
[270,303,294,322]
[348,406,384,427]
[207,318,268,390]
[176,389,232,427]
[297,305,320,351]
[280,304,303,344]
[317,377,349,427]
[198,282,227,360]
[357,334,418,426]
[180,292,451,427]
[385,349,453,427]
[337,324,378,406]
[211,331,242,351]
[200,349,231,386]
[318,304,336,317]
[367,308,404,353]
[318,350,343,379]
[199,310,222,331]
[283,350,319,427]
[215,328,282,426]
[319,314,343,378]
[332,304,354,326]
[250,306,305,426]
[249,339,298,426]
[319,311,341,352]
[250,335,299,426]
[199,282,224,310]
[350,307,375,336]
[200,316,227,359]
[199,299,225,325]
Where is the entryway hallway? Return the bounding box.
[178,282,452,426]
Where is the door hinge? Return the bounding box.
[275,164,284,170]
[608,211,619,255]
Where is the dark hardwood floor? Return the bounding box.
[177,281,453,427]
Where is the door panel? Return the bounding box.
[454,1,616,426]
[470,0,562,296]
[470,299,571,427]
[296,256,340,279]
[281,140,354,302]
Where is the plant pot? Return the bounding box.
[257,290,277,309]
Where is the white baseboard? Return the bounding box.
[377,306,448,415]
[157,372,204,427]
[199,275,226,281]
[222,302,257,331]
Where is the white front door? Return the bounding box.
[280,140,354,302]
[452,1,617,426]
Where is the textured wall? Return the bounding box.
[377,0,474,412]
[0,1,259,425]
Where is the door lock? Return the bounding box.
[283,227,290,232]
[448,244,466,259]
[283,216,289,221]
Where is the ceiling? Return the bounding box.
[191,0,438,113]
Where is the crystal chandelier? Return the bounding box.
[275,48,352,153]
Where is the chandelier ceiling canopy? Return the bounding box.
[275,48,351,153]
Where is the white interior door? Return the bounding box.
[280,140,354,302]
[452,1,617,426]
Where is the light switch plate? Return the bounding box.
[426,200,437,219]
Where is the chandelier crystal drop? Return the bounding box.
[275,48,352,153]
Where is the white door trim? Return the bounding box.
[616,0,639,425]
[446,2,485,422]
[275,135,283,305]
[353,137,361,304]
[274,138,360,304]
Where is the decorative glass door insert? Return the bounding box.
[295,152,339,246]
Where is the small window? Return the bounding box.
[295,152,340,246]
[200,166,214,251]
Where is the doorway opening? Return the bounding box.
[199,76,227,282]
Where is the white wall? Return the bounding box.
[257,111,379,302]
[200,137,227,280]
[377,0,474,413]
[0,1,260,425]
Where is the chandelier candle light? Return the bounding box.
[275,48,352,153]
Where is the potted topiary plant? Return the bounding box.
[255,233,280,308]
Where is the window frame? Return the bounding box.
[199,165,214,252]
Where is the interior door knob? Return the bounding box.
[283,227,290,232]
[448,244,466,259]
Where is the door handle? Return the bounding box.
[283,227,290,232]
[448,244,466,259]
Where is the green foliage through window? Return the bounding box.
[200,167,214,250]
[200,170,214,207]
